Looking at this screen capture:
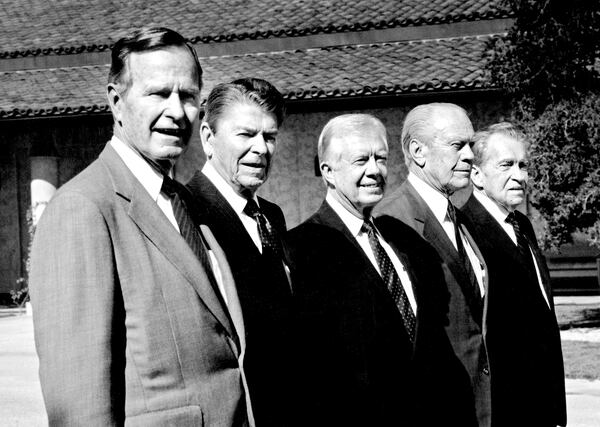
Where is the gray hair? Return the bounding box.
[471,122,529,166]
[401,103,469,166]
[317,113,387,164]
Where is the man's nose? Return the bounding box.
[250,134,269,155]
[165,92,185,121]
[365,156,382,175]
[512,165,528,184]
[460,143,474,162]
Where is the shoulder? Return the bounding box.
[376,215,440,261]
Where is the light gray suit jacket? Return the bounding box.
[30,143,249,426]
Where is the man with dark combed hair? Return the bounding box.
[186,77,296,426]
[30,27,252,425]
[463,122,567,427]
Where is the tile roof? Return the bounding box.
[0,35,495,118]
[0,0,509,57]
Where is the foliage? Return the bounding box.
[486,0,600,249]
[523,94,600,249]
[487,0,600,116]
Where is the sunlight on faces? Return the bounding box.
[324,130,388,218]
[416,108,474,194]
[109,46,201,171]
[202,102,279,197]
[472,134,529,211]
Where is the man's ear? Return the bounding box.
[471,164,484,190]
[409,138,427,167]
[200,122,214,158]
[320,161,336,187]
[107,84,124,125]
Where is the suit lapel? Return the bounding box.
[99,147,236,342]
[312,202,384,287]
[188,172,261,258]
[403,183,485,324]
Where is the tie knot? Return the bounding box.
[161,175,181,198]
[446,201,458,224]
[361,220,376,236]
[505,211,518,227]
[243,198,261,218]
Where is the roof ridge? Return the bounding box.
[0,10,511,60]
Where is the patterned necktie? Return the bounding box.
[505,211,536,271]
[362,220,416,342]
[243,198,284,259]
[446,201,482,301]
[161,176,217,284]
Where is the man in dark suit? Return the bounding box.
[375,103,492,426]
[30,28,252,425]
[462,123,566,427]
[288,113,477,426]
[186,78,295,426]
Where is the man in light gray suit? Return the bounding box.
[30,27,252,426]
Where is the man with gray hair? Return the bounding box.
[288,113,476,426]
[462,122,566,427]
[30,27,251,425]
[376,103,492,426]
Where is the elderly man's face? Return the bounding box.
[419,108,474,194]
[472,134,529,211]
[202,101,279,197]
[111,46,201,172]
[324,129,388,218]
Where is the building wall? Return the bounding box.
[0,94,509,297]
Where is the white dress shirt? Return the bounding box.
[473,190,550,307]
[326,193,417,313]
[111,137,226,304]
[407,172,486,296]
[202,162,292,288]
[202,162,263,252]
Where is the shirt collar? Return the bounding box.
[202,161,259,214]
[407,172,449,224]
[110,136,165,202]
[473,189,512,224]
[326,192,368,238]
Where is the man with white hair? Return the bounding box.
[376,103,492,426]
[462,122,566,427]
[288,113,476,426]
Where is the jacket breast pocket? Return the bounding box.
[126,405,203,427]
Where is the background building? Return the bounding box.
[1,0,596,299]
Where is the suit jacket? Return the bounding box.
[462,195,567,427]
[30,143,249,427]
[287,201,477,427]
[186,171,296,427]
[375,181,492,427]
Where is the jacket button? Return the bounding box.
[483,367,490,376]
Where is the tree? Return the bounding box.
[486,0,600,249]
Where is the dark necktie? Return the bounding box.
[505,211,537,272]
[362,220,416,342]
[243,198,284,259]
[161,176,218,284]
[446,201,482,301]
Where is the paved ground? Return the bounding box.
[1,305,599,426]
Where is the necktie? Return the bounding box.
[362,220,416,342]
[243,198,284,259]
[505,211,537,272]
[446,201,482,301]
[161,176,217,284]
